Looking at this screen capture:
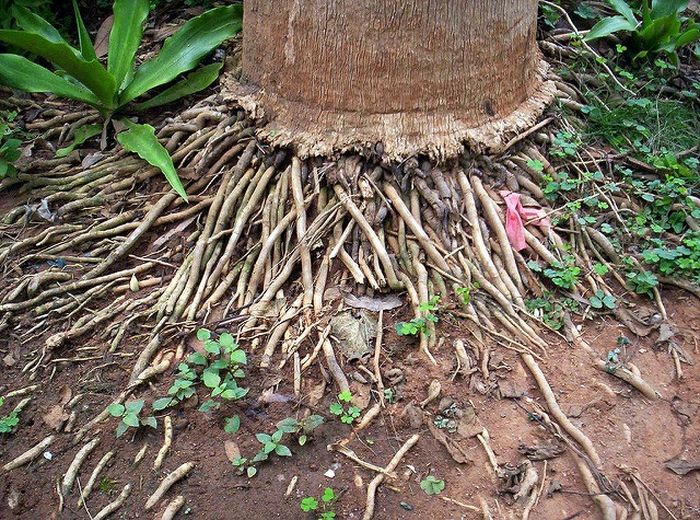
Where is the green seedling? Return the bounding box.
[420,475,445,496]
[107,399,156,438]
[300,487,337,519]
[0,396,26,434]
[528,256,581,290]
[455,282,479,306]
[275,415,325,446]
[329,391,361,424]
[153,328,248,426]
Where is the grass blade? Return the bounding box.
[116,119,188,201]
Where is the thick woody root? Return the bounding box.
[0,85,664,517]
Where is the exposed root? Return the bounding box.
[153,416,173,470]
[93,483,131,520]
[3,435,55,472]
[61,437,100,498]
[78,451,114,508]
[362,434,420,520]
[145,462,195,511]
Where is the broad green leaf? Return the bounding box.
[11,5,65,44]
[246,466,257,478]
[204,339,220,355]
[109,0,149,93]
[676,25,700,47]
[609,0,638,25]
[126,399,145,414]
[275,444,292,457]
[133,62,223,111]
[152,397,172,411]
[229,349,246,365]
[72,0,97,62]
[122,413,139,427]
[115,421,129,437]
[202,369,221,388]
[276,418,299,433]
[218,332,235,348]
[651,0,688,18]
[188,352,207,366]
[141,415,157,428]
[0,32,115,105]
[322,488,336,503]
[636,15,681,50]
[56,123,102,157]
[120,4,241,104]
[116,119,188,200]
[271,430,283,443]
[0,54,101,107]
[198,399,219,413]
[107,403,125,416]
[196,328,211,341]
[224,415,240,434]
[584,16,637,41]
[255,433,271,444]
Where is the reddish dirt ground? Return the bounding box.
[1,285,698,520]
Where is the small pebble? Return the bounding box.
[43,451,52,461]
[324,469,336,478]
[400,502,414,511]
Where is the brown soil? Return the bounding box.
[1,283,698,520]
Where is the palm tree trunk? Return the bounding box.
[225,0,555,159]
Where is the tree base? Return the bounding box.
[221,60,556,161]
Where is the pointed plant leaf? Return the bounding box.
[152,397,172,411]
[120,4,241,104]
[109,0,149,92]
[584,16,637,41]
[107,403,125,417]
[72,0,97,61]
[0,31,115,105]
[133,62,223,111]
[11,5,66,44]
[122,413,139,428]
[116,119,188,200]
[224,415,240,434]
[56,123,102,157]
[609,0,638,25]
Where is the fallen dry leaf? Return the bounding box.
[58,386,72,406]
[93,16,113,58]
[42,405,69,431]
[664,457,700,476]
[224,441,240,463]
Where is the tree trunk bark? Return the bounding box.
[224,0,555,159]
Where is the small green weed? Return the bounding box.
[395,296,440,336]
[233,415,324,478]
[0,110,22,178]
[588,290,616,310]
[300,487,337,519]
[329,391,361,425]
[107,399,156,438]
[455,283,479,306]
[98,476,117,494]
[0,396,23,434]
[153,328,248,432]
[525,293,578,331]
[420,475,445,496]
[527,256,581,290]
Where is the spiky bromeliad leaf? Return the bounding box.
[120,4,242,105]
[116,119,187,200]
[0,54,100,106]
[109,0,150,93]
[133,61,223,111]
[0,30,115,105]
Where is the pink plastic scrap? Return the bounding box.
[499,191,550,252]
